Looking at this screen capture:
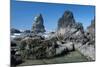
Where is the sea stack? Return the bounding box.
[32,14,46,34]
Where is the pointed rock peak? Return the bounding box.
[32,14,45,33]
[57,10,75,29]
[34,14,43,22]
[63,10,74,19]
[37,13,42,18]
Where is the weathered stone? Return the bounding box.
[58,11,75,29]
[57,10,84,44]
[32,14,45,34]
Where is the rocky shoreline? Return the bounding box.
[11,10,95,66]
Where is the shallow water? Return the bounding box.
[18,51,90,66]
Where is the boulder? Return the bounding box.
[19,37,57,59]
[56,41,75,55]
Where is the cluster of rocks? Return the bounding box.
[11,10,95,66]
[11,41,22,66]
[17,35,75,59]
[57,11,84,42]
[57,11,95,60]
[11,35,75,65]
[19,37,56,59]
[78,18,95,60]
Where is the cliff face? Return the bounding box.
[32,14,45,34]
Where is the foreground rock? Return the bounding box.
[19,35,75,60]
[11,41,23,66]
[78,18,95,60]
[19,37,56,59]
[56,41,75,55]
[78,44,95,60]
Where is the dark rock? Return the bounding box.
[11,41,17,47]
[11,55,23,66]
[11,42,23,66]
[58,11,75,29]
[11,28,21,33]
[19,36,69,59]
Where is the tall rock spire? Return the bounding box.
[32,14,45,33]
[58,10,75,30]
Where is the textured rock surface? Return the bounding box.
[78,18,95,60]
[78,43,95,60]
[57,10,95,60]
[32,14,45,33]
[19,37,56,59]
[57,11,84,43]
[56,41,75,55]
[19,36,75,59]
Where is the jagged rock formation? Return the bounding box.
[32,14,45,34]
[57,11,84,44]
[57,10,95,60]
[58,11,75,29]
[19,36,75,59]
